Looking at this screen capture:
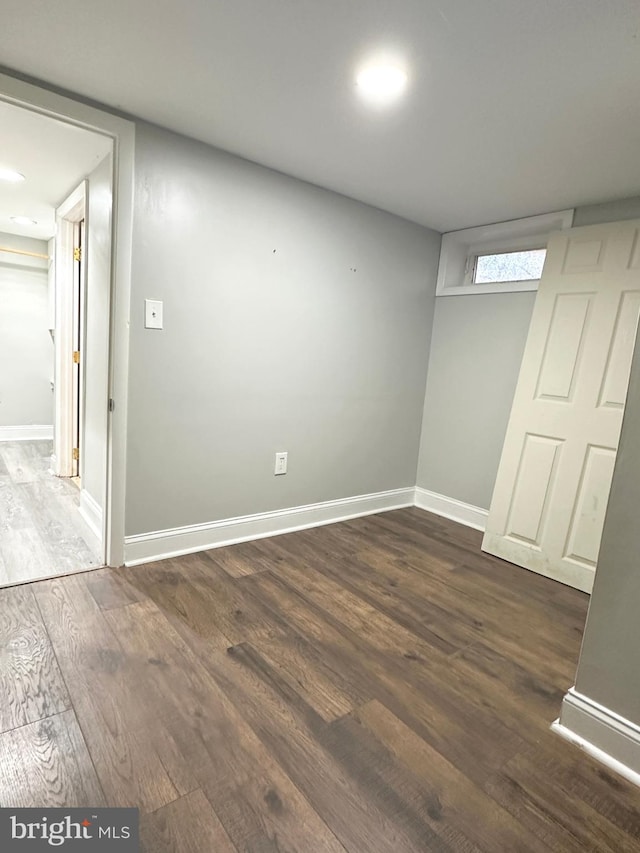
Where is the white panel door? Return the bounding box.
[482,220,640,592]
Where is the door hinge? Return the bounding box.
[72,447,79,461]
[73,350,80,364]
[108,398,115,413]
[73,246,82,262]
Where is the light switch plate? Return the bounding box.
[145,299,163,330]
[274,451,288,475]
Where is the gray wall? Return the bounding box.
[82,154,112,510]
[572,325,640,724]
[416,292,535,509]
[126,123,440,536]
[0,233,52,427]
[573,197,640,227]
[417,196,640,510]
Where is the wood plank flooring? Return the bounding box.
[0,440,102,586]
[1,507,639,851]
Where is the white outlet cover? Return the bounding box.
[274,451,288,475]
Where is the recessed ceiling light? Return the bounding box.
[11,215,38,226]
[356,63,408,105]
[0,167,25,183]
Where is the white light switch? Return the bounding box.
[145,299,163,330]
[274,451,288,475]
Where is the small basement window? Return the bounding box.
[436,209,574,296]
[472,248,547,284]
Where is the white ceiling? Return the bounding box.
[1,0,639,232]
[0,100,111,240]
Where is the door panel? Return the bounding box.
[563,444,616,568]
[505,434,563,547]
[535,293,592,400]
[483,220,640,592]
[598,291,640,408]
[562,236,606,273]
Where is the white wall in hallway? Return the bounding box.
[0,232,52,429]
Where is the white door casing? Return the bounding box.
[482,220,640,593]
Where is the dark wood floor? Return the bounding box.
[0,508,639,852]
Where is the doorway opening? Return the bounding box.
[0,69,134,575]
[0,98,112,586]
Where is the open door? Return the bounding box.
[71,218,85,477]
[483,219,640,592]
[54,182,86,478]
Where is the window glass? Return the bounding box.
[474,249,546,284]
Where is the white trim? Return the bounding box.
[436,209,574,296]
[552,687,640,788]
[438,281,542,297]
[79,489,103,541]
[0,425,53,442]
[124,488,415,566]
[551,722,640,790]
[56,181,86,219]
[0,71,135,569]
[414,487,488,531]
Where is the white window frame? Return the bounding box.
[436,209,574,296]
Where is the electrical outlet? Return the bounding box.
[274,451,288,475]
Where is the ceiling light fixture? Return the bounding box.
[356,63,408,106]
[10,215,38,226]
[0,167,25,182]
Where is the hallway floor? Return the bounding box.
[0,439,102,586]
[0,508,638,851]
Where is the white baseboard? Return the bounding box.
[0,424,53,442]
[414,487,488,531]
[124,487,415,566]
[552,687,640,788]
[79,489,103,542]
